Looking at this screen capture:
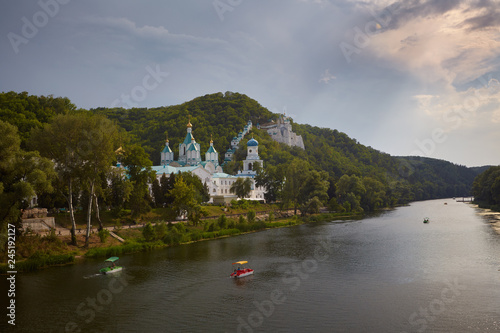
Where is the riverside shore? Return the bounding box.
[470,204,500,234]
[2,210,361,274]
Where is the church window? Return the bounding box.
[248,163,252,170]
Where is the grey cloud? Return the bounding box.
[462,10,500,31]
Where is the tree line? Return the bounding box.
[0,91,489,249]
[472,166,500,210]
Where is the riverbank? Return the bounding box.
[470,203,500,235]
[1,211,361,273]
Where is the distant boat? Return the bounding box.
[423,217,430,224]
[230,261,254,278]
[100,257,122,274]
[444,202,447,205]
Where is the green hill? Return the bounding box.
[1,90,483,209]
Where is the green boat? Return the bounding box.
[99,257,123,274]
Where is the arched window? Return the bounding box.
[248,163,252,170]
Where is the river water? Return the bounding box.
[2,199,500,332]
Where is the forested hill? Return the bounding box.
[92,91,274,163]
[1,91,482,206]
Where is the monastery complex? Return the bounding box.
[152,119,266,204]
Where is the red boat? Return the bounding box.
[230,261,254,278]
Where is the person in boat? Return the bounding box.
[110,262,115,270]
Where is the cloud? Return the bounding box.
[414,78,500,132]
[319,69,336,84]
[83,16,227,48]
[365,1,500,86]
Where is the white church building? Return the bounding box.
[152,119,266,204]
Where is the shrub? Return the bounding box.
[190,230,202,241]
[268,211,274,222]
[142,223,156,242]
[173,222,186,233]
[155,222,167,240]
[217,214,228,229]
[247,210,256,223]
[98,229,110,243]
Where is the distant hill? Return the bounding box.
[0,90,483,207]
[90,92,479,202]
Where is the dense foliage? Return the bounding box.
[0,91,484,220]
[472,166,500,210]
[0,91,75,148]
[0,120,56,247]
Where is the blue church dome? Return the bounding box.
[247,138,258,146]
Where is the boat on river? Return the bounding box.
[423,217,430,224]
[100,257,122,274]
[230,261,254,278]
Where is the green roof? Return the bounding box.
[162,145,173,153]
[105,257,119,262]
[207,145,217,153]
[187,143,198,151]
[183,132,194,145]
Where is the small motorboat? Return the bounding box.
[423,217,430,224]
[99,257,123,274]
[230,261,254,278]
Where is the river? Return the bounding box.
[2,199,500,332]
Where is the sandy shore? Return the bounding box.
[471,204,500,234]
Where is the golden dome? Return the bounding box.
[115,146,124,155]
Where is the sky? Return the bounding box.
[1,0,499,167]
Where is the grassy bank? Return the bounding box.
[3,209,361,272]
[85,215,303,259]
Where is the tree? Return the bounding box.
[78,115,119,246]
[187,205,207,226]
[336,174,365,212]
[282,159,310,214]
[29,113,88,245]
[230,177,252,199]
[361,177,386,211]
[0,121,55,246]
[151,177,163,207]
[255,164,284,203]
[108,167,133,213]
[179,172,210,203]
[168,176,197,220]
[298,170,329,215]
[472,166,500,207]
[121,144,155,218]
[30,112,120,246]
